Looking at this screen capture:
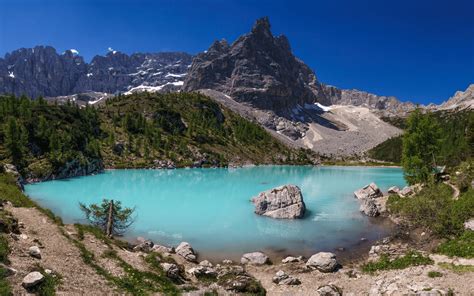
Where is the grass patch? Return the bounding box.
[436,230,474,258]
[427,271,443,278]
[361,251,433,274]
[0,235,11,295]
[438,262,474,273]
[0,174,34,207]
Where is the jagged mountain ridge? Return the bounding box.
[0,46,192,98]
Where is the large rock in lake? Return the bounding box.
[252,185,305,219]
[354,183,382,199]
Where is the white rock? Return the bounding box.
[306,252,338,272]
[22,271,44,289]
[241,252,269,265]
[354,183,382,199]
[464,218,474,231]
[316,284,342,295]
[28,246,41,259]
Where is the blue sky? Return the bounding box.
[1,0,473,104]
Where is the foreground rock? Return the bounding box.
[133,240,154,252]
[252,185,305,219]
[282,256,303,263]
[161,263,185,283]
[175,242,197,262]
[272,270,301,285]
[306,252,339,272]
[241,252,270,265]
[317,284,343,295]
[354,183,382,199]
[22,271,44,289]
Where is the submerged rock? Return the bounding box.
[241,252,270,265]
[252,184,305,219]
[176,242,197,262]
[354,183,382,199]
[22,271,44,289]
[306,252,338,272]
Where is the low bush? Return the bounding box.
[436,230,474,258]
[427,271,443,278]
[361,251,433,274]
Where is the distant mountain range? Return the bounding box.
[0,17,472,156]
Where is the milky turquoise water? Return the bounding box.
[24,166,406,260]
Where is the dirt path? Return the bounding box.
[6,205,119,295]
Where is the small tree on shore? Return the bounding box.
[79,199,135,237]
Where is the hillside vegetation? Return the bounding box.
[0,93,314,180]
[369,110,473,167]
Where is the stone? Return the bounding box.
[359,198,380,217]
[282,256,303,263]
[175,242,197,262]
[28,246,42,259]
[464,218,474,231]
[22,271,44,289]
[161,263,184,283]
[241,252,270,265]
[187,265,217,278]
[0,263,17,276]
[151,244,175,254]
[133,240,154,252]
[252,185,305,219]
[272,270,301,285]
[199,260,213,268]
[306,252,338,272]
[316,284,343,296]
[354,183,382,199]
[399,186,414,197]
[387,186,400,194]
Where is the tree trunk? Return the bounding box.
[106,200,114,237]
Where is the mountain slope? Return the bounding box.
[0,46,192,98]
[183,18,402,156]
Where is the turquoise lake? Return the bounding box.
[24,166,406,260]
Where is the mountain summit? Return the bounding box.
[183,17,325,111]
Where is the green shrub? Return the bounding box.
[436,231,474,258]
[388,184,474,237]
[361,251,433,274]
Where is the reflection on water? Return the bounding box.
[25,166,406,259]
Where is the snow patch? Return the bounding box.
[88,96,105,105]
[108,47,117,54]
[86,73,93,77]
[8,72,15,78]
[165,73,186,78]
[304,102,332,112]
[69,49,79,55]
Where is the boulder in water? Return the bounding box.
[252,185,305,219]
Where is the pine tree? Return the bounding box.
[402,109,442,184]
[4,117,28,167]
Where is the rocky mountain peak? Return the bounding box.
[183,17,320,111]
[251,16,272,38]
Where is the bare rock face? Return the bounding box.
[354,183,382,200]
[306,252,338,272]
[183,17,323,111]
[252,185,306,219]
[0,46,192,98]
